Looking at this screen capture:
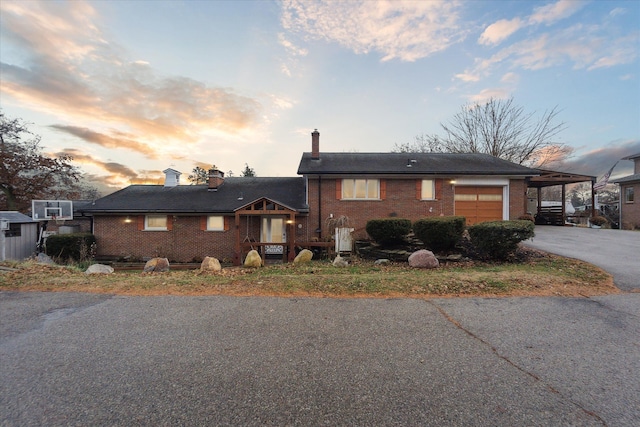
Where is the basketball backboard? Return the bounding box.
[31,200,73,221]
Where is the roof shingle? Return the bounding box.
[297,152,539,176]
[82,177,308,214]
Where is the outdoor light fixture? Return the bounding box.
[124,216,132,223]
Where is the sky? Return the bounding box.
[1,0,639,193]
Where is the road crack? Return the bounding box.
[428,300,607,426]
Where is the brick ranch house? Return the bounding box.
[613,152,640,230]
[81,130,540,264]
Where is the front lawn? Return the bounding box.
[0,249,615,298]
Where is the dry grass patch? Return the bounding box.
[0,249,616,298]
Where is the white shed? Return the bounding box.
[0,212,39,261]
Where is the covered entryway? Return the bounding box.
[234,197,297,265]
[454,186,504,225]
[261,216,286,255]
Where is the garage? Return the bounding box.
[454,186,504,225]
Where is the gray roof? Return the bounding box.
[81,177,308,214]
[0,211,36,223]
[613,173,640,184]
[297,152,539,176]
[622,152,640,161]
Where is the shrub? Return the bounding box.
[45,233,97,263]
[413,216,466,252]
[468,220,534,260]
[365,218,412,244]
[518,213,534,222]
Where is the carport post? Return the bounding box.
[591,180,596,219]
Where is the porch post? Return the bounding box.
[591,180,596,220]
[288,213,296,262]
[234,211,241,266]
[561,184,566,224]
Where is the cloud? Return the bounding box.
[0,0,263,158]
[460,0,636,83]
[557,139,640,177]
[467,88,511,103]
[278,33,308,57]
[478,18,524,46]
[52,148,165,186]
[528,0,588,26]
[459,22,638,82]
[50,125,156,158]
[500,72,519,84]
[281,0,466,62]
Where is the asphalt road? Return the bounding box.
[2,291,639,426]
[523,225,640,291]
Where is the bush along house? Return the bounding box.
[81,130,540,264]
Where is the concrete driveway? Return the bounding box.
[524,225,640,291]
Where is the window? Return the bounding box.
[625,187,634,203]
[342,179,379,199]
[421,179,435,200]
[145,215,167,230]
[478,194,502,201]
[207,216,224,231]
[5,223,21,238]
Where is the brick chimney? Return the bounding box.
[311,129,320,159]
[208,168,225,190]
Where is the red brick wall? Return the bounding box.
[94,215,310,263]
[307,177,529,240]
[508,179,528,220]
[620,182,640,230]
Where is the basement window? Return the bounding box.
[145,215,167,230]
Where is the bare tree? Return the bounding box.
[393,97,570,167]
[0,111,81,211]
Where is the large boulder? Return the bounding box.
[200,256,222,272]
[294,249,313,264]
[408,249,439,269]
[143,257,170,272]
[332,255,349,268]
[85,264,114,274]
[244,250,262,268]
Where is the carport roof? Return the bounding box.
[528,169,596,188]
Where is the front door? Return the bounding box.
[261,216,286,254]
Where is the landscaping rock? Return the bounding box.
[294,249,314,264]
[36,253,55,265]
[244,250,262,268]
[374,259,390,265]
[143,257,170,272]
[85,264,114,274]
[332,255,349,267]
[408,249,439,269]
[200,256,222,272]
